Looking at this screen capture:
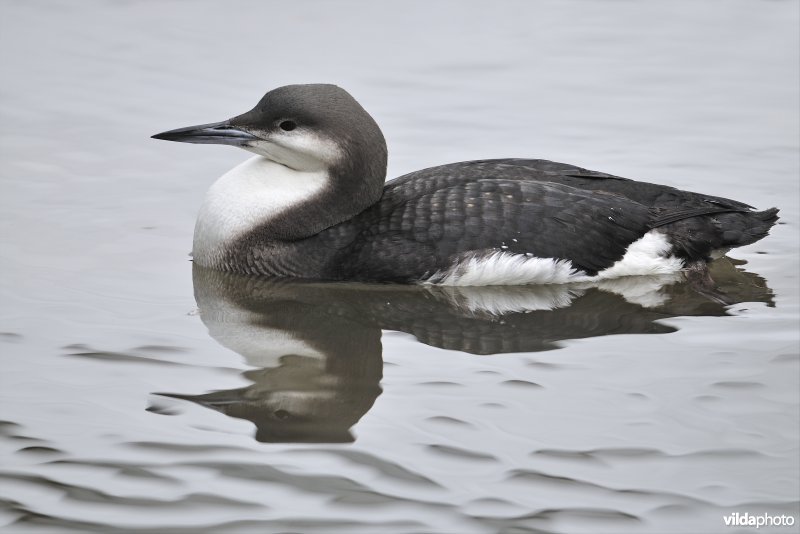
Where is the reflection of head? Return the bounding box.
[166,363,379,443]
[163,270,386,443]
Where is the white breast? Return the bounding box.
[192,156,329,266]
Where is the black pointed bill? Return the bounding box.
[151,121,260,146]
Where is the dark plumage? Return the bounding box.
[231,158,777,282]
[152,84,779,284]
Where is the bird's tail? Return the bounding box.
[655,206,779,262]
[721,207,780,248]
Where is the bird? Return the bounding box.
[152,84,779,286]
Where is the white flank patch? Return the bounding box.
[424,230,684,287]
[428,253,583,286]
[193,155,328,266]
[595,230,685,279]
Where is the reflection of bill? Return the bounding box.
[155,259,773,443]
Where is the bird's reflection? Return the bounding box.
[156,259,773,443]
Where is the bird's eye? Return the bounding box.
[279,120,297,132]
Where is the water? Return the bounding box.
[1,1,798,532]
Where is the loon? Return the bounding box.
[152,84,779,286]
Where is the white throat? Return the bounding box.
[192,155,329,266]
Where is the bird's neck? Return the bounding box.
[192,155,384,269]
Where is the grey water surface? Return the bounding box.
[1,1,798,533]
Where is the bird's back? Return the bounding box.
[388,158,755,211]
[317,159,777,283]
